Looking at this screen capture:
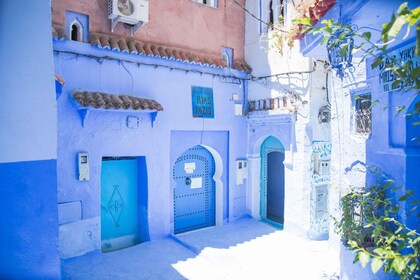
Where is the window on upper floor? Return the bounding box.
[260,0,286,33]
[193,0,218,8]
[353,94,372,135]
[70,21,83,42]
[66,11,89,43]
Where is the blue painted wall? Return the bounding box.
[0,161,59,279]
[366,38,419,231]
[54,40,248,257]
[0,0,60,278]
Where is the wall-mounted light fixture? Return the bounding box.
[327,27,356,80]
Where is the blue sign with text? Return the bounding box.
[192,86,214,118]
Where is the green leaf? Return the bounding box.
[399,194,410,201]
[373,248,387,256]
[361,32,372,41]
[292,17,312,26]
[391,257,405,274]
[370,100,380,108]
[371,258,383,273]
[371,57,383,69]
[321,35,330,45]
[416,25,420,57]
[410,67,420,79]
[397,2,410,16]
[359,251,370,268]
[391,186,402,192]
[300,25,312,34]
[388,15,406,37]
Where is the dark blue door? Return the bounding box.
[267,152,285,224]
[260,136,285,228]
[173,146,215,234]
[101,157,139,252]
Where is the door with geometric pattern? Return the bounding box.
[173,146,215,234]
[101,157,139,252]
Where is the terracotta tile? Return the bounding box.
[165,48,173,59]
[179,51,188,61]
[172,50,182,61]
[90,33,101,47]
[127,39,138,54]
[150,45,160,56]
[135,42,146,54]
[158,46,167,58]
[109,37,120,51]
[99,36,110,49]
[118,39,129,53]
[53,25,252,73]
[143,44,153,56]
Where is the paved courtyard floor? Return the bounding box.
[62,217,340,280]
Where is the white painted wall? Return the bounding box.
[244,0,331,238]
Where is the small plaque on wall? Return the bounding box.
[192,86,214,118]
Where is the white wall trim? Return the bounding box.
[200,144,224,226]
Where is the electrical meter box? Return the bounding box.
[78,152,89,181]
[314,152,330,176]
[236,159,248,185]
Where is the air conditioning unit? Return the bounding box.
[108,0,149,26]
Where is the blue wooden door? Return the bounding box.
[260,136,285,228]
[101,157,139,252]
[173,146,215,234]
[267,151,285,224]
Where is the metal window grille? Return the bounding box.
[355,95,372,134]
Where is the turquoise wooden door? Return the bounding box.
[101,157,139,252]
[260,136,285,228]
[173,146,215,234]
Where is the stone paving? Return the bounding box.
[62,217,340,280]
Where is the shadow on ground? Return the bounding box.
[61,217,279,280]
[170,217,279,254]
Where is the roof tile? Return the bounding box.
[73,91,163,111]
[53,26,252,73]
[109,37,120,51]
[127,39,138,54]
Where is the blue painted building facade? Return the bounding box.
[53,24,251,257]
[301,0,419,279]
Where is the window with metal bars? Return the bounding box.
[354,94,372,134]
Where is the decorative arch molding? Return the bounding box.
[246,115,292,219]
[199,144,224,226]
[69,19,83,42]
[259,136,285,228]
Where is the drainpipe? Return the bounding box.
[242,79,249,115]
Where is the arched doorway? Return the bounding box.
[260,136,285,228]
[173,145,216,234]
